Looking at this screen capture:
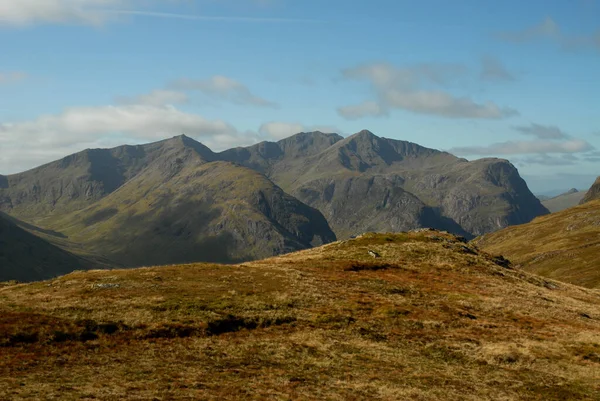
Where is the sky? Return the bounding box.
[0,0,599,193]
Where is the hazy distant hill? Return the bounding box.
[0,213,90,282]
[475,198,600,288]
[0,136,335,268]
[541,188,586,213]
[581,176,600,204]
[222,130,548,238]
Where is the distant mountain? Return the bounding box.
[0,131,548,272]
[581,176,600,204]
[0,213,90,282]
[541,188,586,213]
[0,136,335,269]
[475,199,600,288]
[222,130,548,238]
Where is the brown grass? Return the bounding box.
[475,199,600,288]
[1,231,600,400]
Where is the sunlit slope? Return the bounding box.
[1,231,599,400]
[475,199,600,288]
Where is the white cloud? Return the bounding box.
[170,76,277,108]
[0,0,320,26]
[338,62,517,120]
[0,103,260,173]
[258,122,340,140]
[0,0,126,25]
[0,71,27,84]
[115,89,189,106]
[450,139,594,156]
[514,123,569,140]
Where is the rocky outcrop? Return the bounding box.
[581,177,600,204]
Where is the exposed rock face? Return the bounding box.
[581,177,600,204]
[0,213,90,282]
[223,130,548,238]
[0,136,336,270]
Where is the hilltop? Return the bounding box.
[475,199,600,288]
[1,231,599,400]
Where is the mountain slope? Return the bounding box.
[541,188,586,213]
[1,231,599,400]
[0,135,216,222]
[475,199,600,288]
[581,176,600,204]
[1,135,335,268]
[0,213,90,282]
[37,157,335,267]
[224,130,548,238]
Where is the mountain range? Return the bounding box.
[1,130,548,281]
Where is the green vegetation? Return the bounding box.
[1,232,599,399]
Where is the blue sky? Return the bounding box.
[0,0,599,192]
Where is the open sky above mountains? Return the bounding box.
[0,0,599,191]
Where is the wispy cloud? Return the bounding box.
[115,89,189,107]
[0,71,27,84]
[0,1,321,26]
[498,16,600,52]
[480,56,515,82]
[105,10,323,24]
[514,123,569,140]
[337,62,517,120]
[450,139,593,156]
[170,76,277,108]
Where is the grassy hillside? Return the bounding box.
[1,231,599,400]
[475,199,600,288]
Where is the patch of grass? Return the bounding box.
[1,232,600,400]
